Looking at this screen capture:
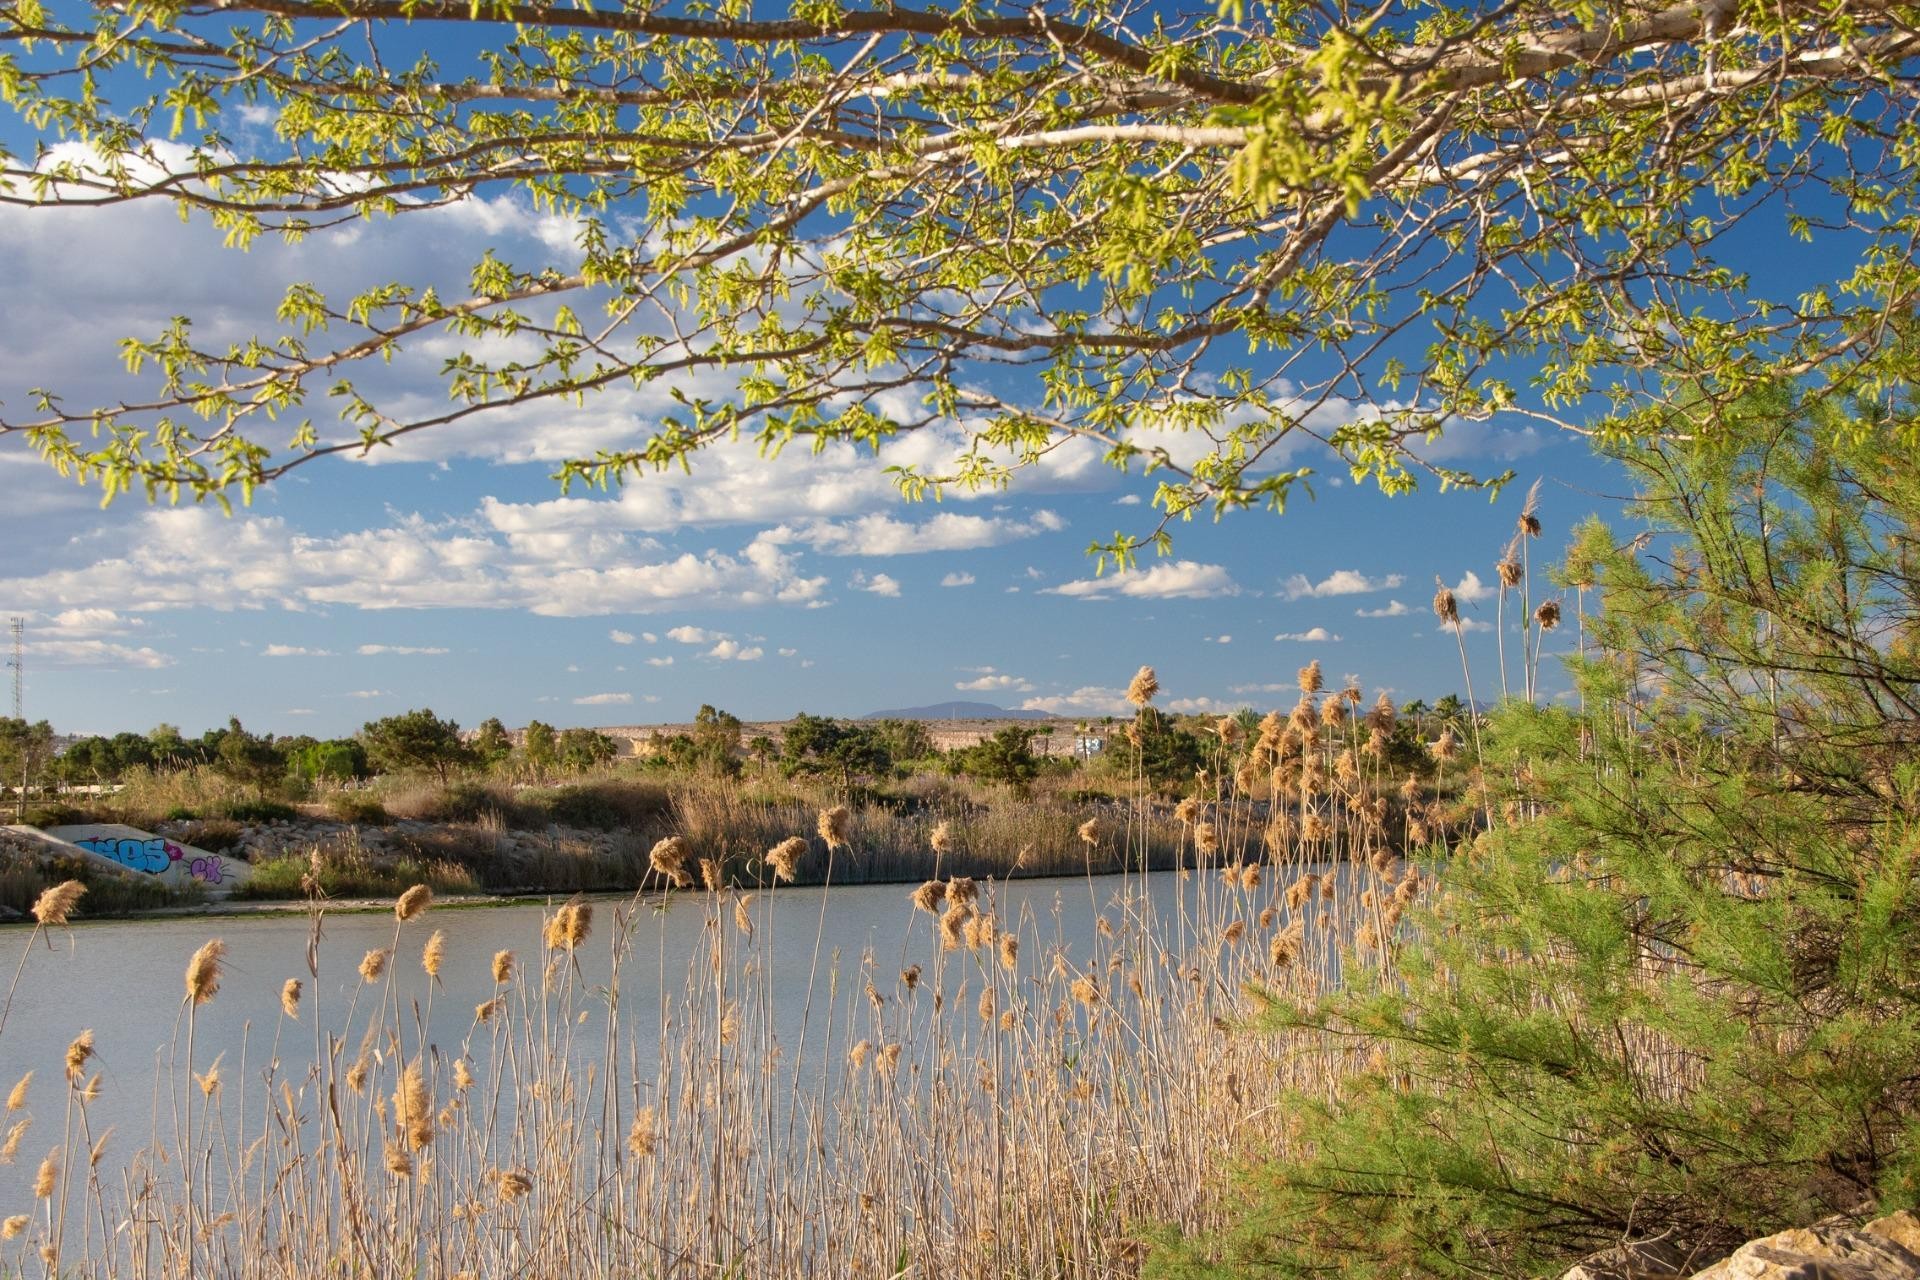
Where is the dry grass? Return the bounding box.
[0,679,1473,1278]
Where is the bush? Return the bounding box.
[0,854,204,917]
[221,799,298,823]
[175,819,244,853]
[383,779,512,824]
[524,779,672,831]
[325,792,391,825]
[1163,390,1920,1278]
[230,849,481,901]
[22,804,85,828]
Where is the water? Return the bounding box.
[0,864,1363,1226]
[0,876,1139,1195]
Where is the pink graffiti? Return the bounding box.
[189,856,226,885]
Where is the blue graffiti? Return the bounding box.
[76,836,183,877]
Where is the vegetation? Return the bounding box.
[8,0,1920,571]
[0,672,1449,1277]
[359,709,475,783]
[1155,390,1920,1276]
[8,398,1917,1276]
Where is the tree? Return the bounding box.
[360,708,474,783]
[556,727,619,773]
[0,718,54,817]
[207,716,287,787]
[471,717,514,769]
[7,3,1920,553]
[521,720,558,780]
[782,713,890,792]
[287,738,370,784]
[691,705,743,772]
[1175,388,1920,1277]
[949,725,1041,791]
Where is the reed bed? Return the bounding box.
[0,669,1475,1278]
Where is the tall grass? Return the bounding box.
[0,672,1472,1278]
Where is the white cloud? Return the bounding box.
[263,644,334,657]
[1019,686,1135,716]
[1207,635,1232,644]
[0,508,828,621]
[1281,569,1403,599]
[609,629,636,645]
[666,626,716,643]
[851,571,902,598]
[1356,600,1411,618]
[344,689,388,698]
[705,639,764,661]
[760,510,1064,557]
[777,647,798,657]
[1113,494,1143,506]
[1274,627,1339,642]
[1448,570,1495,603]
[48,608,141,634]
[0,608,174,670]
[646,656,674,667]
[1045,561,1238,600]
[1167,696,1238,714]
[940,572,976,588]
[285,708,315,715]
[642,632,658,643]
[956,674,1034,693]
[356,644,449,656]
[1229,682,1294,694]
[574,692,632,705]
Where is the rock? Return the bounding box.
[1690,1212,1920,1280]
[1562,1236,1700,1280]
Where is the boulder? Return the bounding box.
[1561,1236,1699,1280]
[1689,1212,1920,1280]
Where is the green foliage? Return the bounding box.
[203,717,286,786]
[555,727,619,773]
[1162,389,1920,1277]
[1104,709,1206,793]
[522,720,558,780]
[287,737,369,784]
[948,725,1041,790]
[781,712,892,791]
[13,1,1920,553]
[220,798,299,822]
[360,708,476,782]
[471,717,514,769]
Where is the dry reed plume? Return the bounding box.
[0,662,1467,1280]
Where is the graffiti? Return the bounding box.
[76,835,183,876]
[188,855,226,885]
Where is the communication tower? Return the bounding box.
[6,617,20,719]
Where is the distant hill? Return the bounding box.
[863,700,1051,721]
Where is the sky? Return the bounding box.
[0,146,1630,742]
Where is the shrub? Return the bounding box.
[324,792,391,825]
[1163,390,1920,1278]
[22,804,85,828]
[527,779,672,831]
[175,819,244,853]
[221,799,298,823]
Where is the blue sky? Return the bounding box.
[0,145,1628,740]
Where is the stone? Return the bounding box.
[1561,1236,1700,1280]
[1689,1213,1920,1280]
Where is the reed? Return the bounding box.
[0,676,1472,1278]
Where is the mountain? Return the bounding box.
[862,700,1052,721]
